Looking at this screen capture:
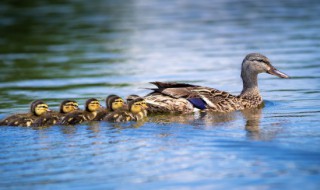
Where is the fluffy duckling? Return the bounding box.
[94,95,126,121]
[0,100,50,127]
[32,100,79,127]
[59,98,101,125]
[126,94,148,116]
[103,97,148,122]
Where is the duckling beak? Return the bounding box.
[267,67,289,78]
[47,109,52,112]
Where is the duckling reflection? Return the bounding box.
[86,121,101,133]
[106,119,147,129]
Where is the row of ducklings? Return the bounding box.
[0,95,148,127]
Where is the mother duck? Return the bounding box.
[145,53,289,114]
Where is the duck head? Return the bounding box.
[106,95,125,111]
[60,99,79,114]
[31,100,50,116]
[85,98,101,112]
[127,95,148,110]
[126,94,140,104]
[242,53,289,79]
[129,97,148,114]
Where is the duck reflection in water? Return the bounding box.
[241,106,281,141]
[148,104,281,141]
[148,111,237,126]
[241,107,262,140]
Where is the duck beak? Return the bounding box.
[267,67,289,78]
[47,109,52,112]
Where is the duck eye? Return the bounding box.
[253,59,268,64]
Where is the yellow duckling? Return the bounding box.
[126,94,148,116]
[103,96,148,122]
[32,99,79,127]
[0,100,50,127]
[59,98,101,125]
[94,95,126,121]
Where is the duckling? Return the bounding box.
[145,53,289,113]
[103,97,148,122]
[32,100,79,127]
[126,94,140,104]
[126,94,148,116]
[59,98,101,125]
[0,100,50,127]
[94,95,126,121]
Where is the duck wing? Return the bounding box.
[189,88,243,112]
[148,81,201,98]
[148,81,243,112]
[150,81,198,88]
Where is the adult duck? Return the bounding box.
[144,53,289,113]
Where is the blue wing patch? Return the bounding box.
[187,98,207,110]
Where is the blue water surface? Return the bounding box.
[0,0,320,189]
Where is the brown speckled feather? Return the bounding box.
[59,110,97,125]
[32,112,62,127]
[1,113,38,127]
[145,82,263,113]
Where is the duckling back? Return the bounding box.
[102,110,133,122]
[0,113,34,127]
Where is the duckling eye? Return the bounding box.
[38,105,48,109]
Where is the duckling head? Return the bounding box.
[85,98,101,112]
[106,95,125,111]
[126,94,140,104]
[60,99,79,114]
[242,53,289,79]
[127,95,148,110]
[31,100,50,116]
[129,97,148,114]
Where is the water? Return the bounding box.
[0,0,320,189]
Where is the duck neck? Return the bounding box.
[240,70,260,98]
